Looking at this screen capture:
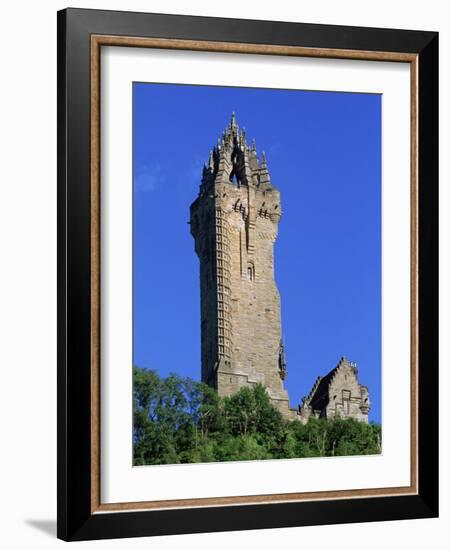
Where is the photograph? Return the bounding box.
[132,82,382,466]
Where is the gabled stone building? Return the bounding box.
[190,114,370,422]
[298,357,370,423]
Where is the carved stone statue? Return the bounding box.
[278,339,287,380]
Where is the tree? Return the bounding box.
[133,366,382,465]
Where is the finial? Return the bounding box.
[261,150,267,166]
[241,127,247,144]
[231,111,237,127]
[208,149,214,170]
[251,138,256,151]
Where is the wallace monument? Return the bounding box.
[190,114,371,422]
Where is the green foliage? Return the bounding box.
[133,366,382,466]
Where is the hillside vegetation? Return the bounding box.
[133,366,381,466]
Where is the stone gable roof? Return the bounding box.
[302,357,358,414]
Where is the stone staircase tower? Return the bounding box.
[190,113,295,418]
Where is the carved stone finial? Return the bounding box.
[241,127,247,145]
[208,149,214,170]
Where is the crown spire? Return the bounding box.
[198,115,275,192]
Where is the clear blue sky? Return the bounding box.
[133,82,381,423]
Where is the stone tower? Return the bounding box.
[190,113,295,418]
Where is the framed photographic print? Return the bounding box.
[57,8,438,541]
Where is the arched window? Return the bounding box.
[247,263,254,281]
